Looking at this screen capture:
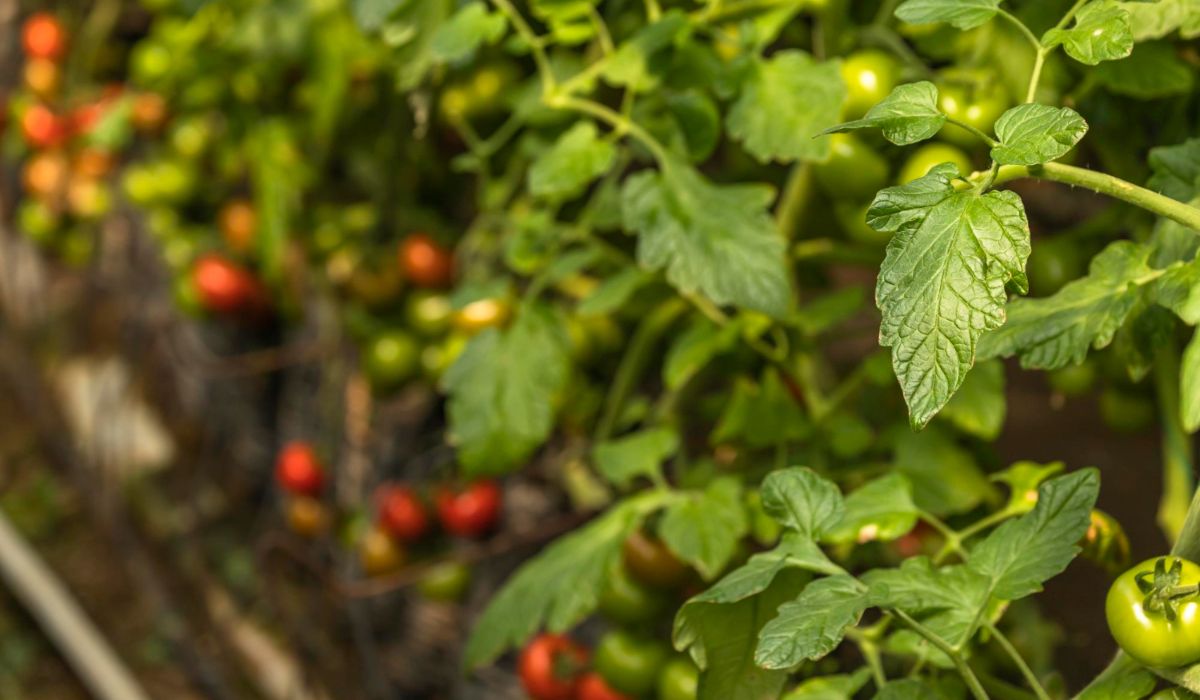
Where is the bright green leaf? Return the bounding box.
[822,81,946,145]
[529,122,617,200]
[993,461,1065,513]
[728,51,847,163]
[755,575,869,668]
[823,474,919,544]
[760,468,845,540]
[578,267,654,316]
[895,0,1001,29]
[782,670,871,700]
[991,104,1088,166]
[430,2,506,62]
[865,557,991,645]
[592,428,678,489]
[1043,1,1134,65]
[660,478,749,579]
[1121,0,1200,40]
[870,163,1031,427]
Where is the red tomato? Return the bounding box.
[436,480,502,538]
[376,484,429,542]
[21,104,68,148]
[399,233,454,288]
[274,441,324,495]
[22,13,67,61]
[517,634,588,700]
[577,672,635,700]
[191,254,266,314]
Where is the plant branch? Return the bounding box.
[488,0,556,94]
[1155,344,1194,543]
[986,622,1051,700]
[893,610,989,700]
[546,94,671,164]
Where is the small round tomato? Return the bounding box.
[405,291,454,337]
[23,57,60,99]
[21,150,68,201]
[657,656,699,700]
[21,104,67,148]
[399,233,454,288]
[151,159,196,204]
[452,297,511,334]
[73,147,116,179]
[66,176,112,220]
[131,92,169,133]
[622,530,690,590]
[937,70,1010,148]
[840,50,900,121]
[439,86,470,122]
[518,634,588,700]
[577,672,634,700]
[22,13,67,61]
[1082,509,1131,575]
[375,484,429,542]
[346,258,403,308]
[598,563,670,625]
[17,200,60,245]
[362,330,420,391]
[170,116,214,160]
[285,495,328,538]
[1107,557,1200,667]
[131,41,172,86]
[1046,360,1097,397]
[1099,389,1156,434]
[593,630,670,697]
[813,133,890,202]
[898,143,973,184]
[359,527,405,577]
[274,441,324,495]
[436,480,501,538]
[418,561,472,602]
[1027,238,1084,296]
[192,254,264,315]
[219,199,257,254]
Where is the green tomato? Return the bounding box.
[594,630,671,697]
[1107,557,1200,667]
[151,159,196,204]
[1046,360,1097,397]
[131,42,172,86]
[405,291,454,337]
[362,331,420,391]
[1027,239,1084,296]
[170,116,213,159]
[598,563,670,625]
[122,166,160,206]
[898,143,973,184]
[18,200,60,245]
[833,199,890,246]
[1099,388,1156,433]
[937,71,1009,149]
[657,657,699,700]
[814,133,890,202]
[418,561,471,602]
[840,50,900,121]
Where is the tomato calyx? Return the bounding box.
[1136,557,1200,621]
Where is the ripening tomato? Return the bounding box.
[191,254,265,314]
[218,199,257,254]
[436,480,501,538]
[622,530,690,589]
[518,634,588,700]
[17,200,60,245]
[405,291,454,337]
[1081,509,1131,575]
[898,143,973,184]
[285,495,328,538]
[840,50,900,120]
[418,561,472,602]
[399,233,454,288]
[597,562,670,625]
[21,150,68,201]
[359,527,405,577]
[1107,557,1200,667]
[657,656,699,700]
[22,13,67,61]
[71,89,122,137]
[21,104,68,148]
[131,92,169,133]
[23,58,60,99]
[66,175,112,220]
[274,441,324,495]
[375,484,429,542]
[577,672,634,700]
[362,331,420,391]
[73,147,116,179]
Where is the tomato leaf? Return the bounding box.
[444,303,570,474]
[895,426,994,515]
[1121,0,1200,40]
[602,11,690,89]
[782,670,871,700]
[969,468,1100,600]
[663,316,741,390]
[993,461,1065,513]
[760,467,844,540]
[592,427,678,489]
[937,359,1007,440]
[464,491,669,667]
[873,678,951,700]
[578,267,654,316]
[822,81,946,146]
[865,557,991,645]
[712,370,810,447]
[1043,1,1134,65]
[674,569,808,700]
[823,473,919,544]
[529,122,617,201]
[659,477,749,579]
[621,156,793,318]
[991,104,1088,166]
[978,241,1153,370]
[430,2,506,62]
[870,163,1031,427]
[1148,138,1200,202]
[727,51,846,163]
[894,0,1002,30]
[1095,41,1195,99]
[755,575,870,668]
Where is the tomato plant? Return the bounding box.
[1107,558,1200,668]
[518,634,588,700]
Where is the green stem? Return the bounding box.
[986,622,1051,700]
[594,300,686,441]
[588,6,615,55]
[644,0,662,21]
[1156,344,1194,543]
[775,163,814,240]
[546,94,671,164]
[993,8,1041,103]
[996,9,1042,52]
[947,118,999,147]
[978,163,1200,232]
[488,0,556,94]
[893,610,989,700]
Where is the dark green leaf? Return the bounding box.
[760,467,845,540]
[938,358,1007,440]
[823,81,946,146]
[991,104,1088,166]
[603,11,690,89]
[1043,1,1134,65]
[1183,328,1200,433]
[895,426,994,515]
[713,370,810,447]
[529,122,617,200]
[1148,138,1200,202]
[823,474,919,544]
[592,428,678,489]
[430,2,506,62]
[660,478,749,579]
[755,575,869,668]
[1095,41,1195,99]
[728,51,847,162]
[578,267,654,316]
[663,316,741,389]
